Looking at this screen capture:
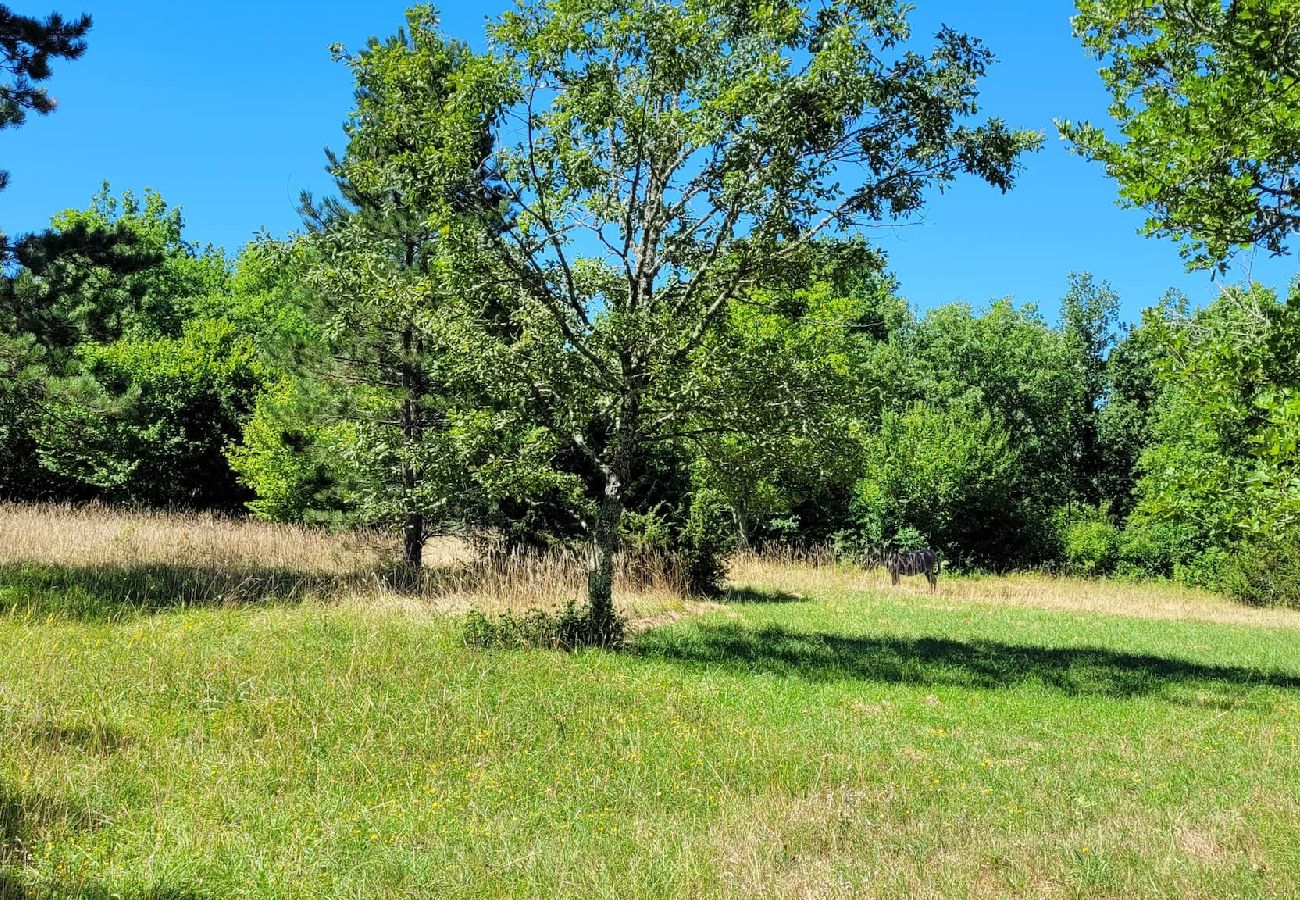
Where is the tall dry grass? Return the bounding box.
[0,503,698,620]
[728,548,1300,629]
[6,503,1294,628]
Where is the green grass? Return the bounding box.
[2,581,1299,898]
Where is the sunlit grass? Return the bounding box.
[1,505,1299,897]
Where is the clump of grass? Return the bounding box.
[462,601,627,651]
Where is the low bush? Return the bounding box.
[1222,530,1300,608]
[462,601,626,651]
[1064,517,1119,576]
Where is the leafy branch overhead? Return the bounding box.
[1059,0,1300,270]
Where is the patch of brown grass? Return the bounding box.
[0,503,697,622]
[10,504,1295,631]
[710,785,1278,900]
[727,550,1300,630]
[0,502,383,575]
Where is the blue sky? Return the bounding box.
[2,0,1295,324]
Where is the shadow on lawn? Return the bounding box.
[1,783,205,900]
[722,586,807,604]
[633,622,1300,700]
[14,719,129,756]
[1,786,86,871]
[0,558,469,621]
[0,559,513,621]
[0,871,205,900]
[0,561,349,620]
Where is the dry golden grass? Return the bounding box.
[5,503,1297,630]
[0,503,703,622]
[728,549,1300,630]
[0,502,385,574]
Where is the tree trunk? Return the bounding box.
[404,511,423,568]
[587,470,623,627]
[733,505,752,551]
[400,319,423,570]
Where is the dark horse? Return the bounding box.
[883,548,939,592]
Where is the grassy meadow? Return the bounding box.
[1,505,1298,898]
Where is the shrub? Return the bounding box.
[1117,513,1195,579]
[1063,517,1119,576]
[462,601,626,651]
[618,490,729,599]
[1222,530,1300,608]
[852,403,1023,569]
[36,319,262,509]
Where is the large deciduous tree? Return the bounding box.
[439,0,1041,628]
[1121,282,1300,595]
[1060,272,1121,506]
[1060,0,1300,269]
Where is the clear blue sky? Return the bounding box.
[2,0,1295,324]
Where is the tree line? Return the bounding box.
[3,0,1299,622]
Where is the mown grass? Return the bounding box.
[1,507,1299,897]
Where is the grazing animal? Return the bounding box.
[883,548,938,592]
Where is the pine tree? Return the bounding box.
[1,5,92,190]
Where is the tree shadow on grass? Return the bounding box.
[1,785,90,871]
[0,561,372,621]
[633,622,1300,702]
[0,559,518,621]
[722,587,807,604]
[0,783,205,900]
[0,871,205,899]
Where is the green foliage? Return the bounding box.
[462,601,626,650]
[1062,509,1120,577]
[0,331,53,496]
[8,186,227,348]
[36,319,263,508]
[690,242,895,547]
[841,295,1089,569]
[1120,282,1300,590]
[226,379,356,523]
[617,486,730,598]
[11,2,1297,606]
[266,8,521,565]
[853,403,1019,567]
[0,187,245,505]
[1060,273,1121,505]
[1096,293,1180,516]
[1061,0,1300,269]
[909,299,1082,509]
[0,6,91,190]
[444,0,1040,614]
[1222,528,1300,608]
